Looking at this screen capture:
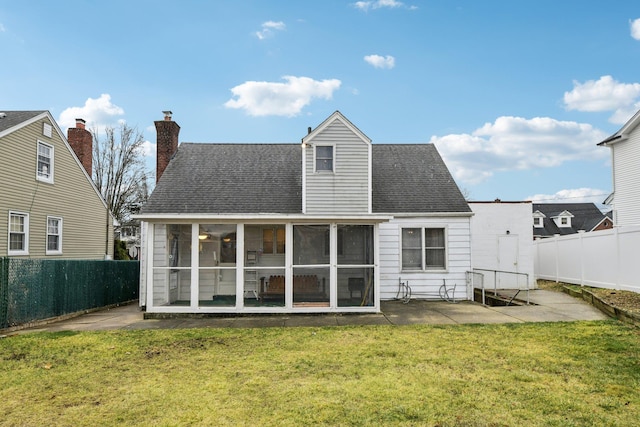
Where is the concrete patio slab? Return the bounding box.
[7,289,611,334]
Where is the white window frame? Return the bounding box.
[36,140,54,183]
[533,217,543,227]
[400,226,448,272]
[8,211,29,256]
[262,225,286,254]
[46,216,63,255]
[314,144,335,173]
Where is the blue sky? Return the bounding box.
[2,1,640,206]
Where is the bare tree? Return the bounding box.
[459,186,472,201]
[92,123,150,224]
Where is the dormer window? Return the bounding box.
[315,146,333,172]
[552,210,573,228]
[532,211,546,228]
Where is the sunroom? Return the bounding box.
[142,218,388,313]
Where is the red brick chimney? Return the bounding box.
[155,111,180,183]
[67,118,93,176]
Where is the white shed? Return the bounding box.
[469,201,535,290]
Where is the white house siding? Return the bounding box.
[611,130,640,226]
[469,202,535,287]
[304,121,370,214]
[139,221,148,307]
[378,216,472,301]
[150,223,171,305]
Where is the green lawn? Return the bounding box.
[1,321,639,426]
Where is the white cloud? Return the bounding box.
[526,188,610,207]
[58,94,125,132]
[631,18,640,40]
[138,140,156,158]
[0,23,6,32]
[224,76,341,117]
[563,75,640,124]
[353,0,412,11]
[608,102,640,125]
[431,116,609,185]
[364,54,395,69]
[255,21,286,40]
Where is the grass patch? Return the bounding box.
[1,321,640,426]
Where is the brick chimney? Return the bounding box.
[155,111,180,183]
[67,118,92,176]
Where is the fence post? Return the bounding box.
[615,227,621,289]
[578,231,585,286]
[553,234,560,282]
[0,258,8,329]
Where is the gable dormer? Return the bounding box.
[552,210,574,228]
[532,210,546,228]
[301,112,372,214]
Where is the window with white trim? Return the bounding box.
[8,212,29,255]
[46,216,62,254]
[401,227,446,271]
[263,226,285,254]
[37,141,54,182]
[533,217,543,227]
[315,145,333,172]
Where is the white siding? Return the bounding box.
[152,224,169,305]
[304,121,370,214]
[139,221,148,307]
[611,130,640,226]
[379,217,472,300]
[469,203,535,287]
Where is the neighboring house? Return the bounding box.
[532,203,612,239]
[0,111,114,259]
[136,111,473,314]
[469,201,535,288]
[598,109,640,227]
[115,220,141,259]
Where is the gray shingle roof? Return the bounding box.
[372,144,470,213]
[532,203,608,236]
[142,143,302,214]
[0,111,46,133]
[141,142,471,215]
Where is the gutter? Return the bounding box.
[597,134,623,146]
[133,213,394,222]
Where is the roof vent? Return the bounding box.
[0,112,6,119]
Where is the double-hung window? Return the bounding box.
[263,226,285,254]
[401,227,446,271]
[37,141,54,183]
[8,212,29,255]
[315,145,333,172]
[46,216,63,254]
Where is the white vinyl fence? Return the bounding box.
[534,225,640,293]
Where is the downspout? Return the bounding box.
[105,208,111,260]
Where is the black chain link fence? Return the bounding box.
[0,258,139,329]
